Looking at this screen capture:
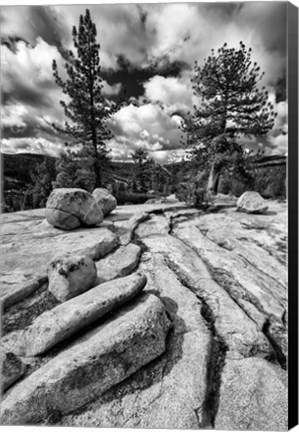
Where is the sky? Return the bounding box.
[1,2,288,164]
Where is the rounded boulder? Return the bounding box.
[236,191,269,214]
[46,188,104,230]
[92,188,117,216]
[48,254,97,302]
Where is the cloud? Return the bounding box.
[107,102,184,162]
[1,3,287,159]
[1,137,64,157]
[0,6,69,57]
[142,2,286,86]
[144,75,192,109]
[1,38,64,107]
[102,80,122,96]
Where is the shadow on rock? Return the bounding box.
[63,296,186,421]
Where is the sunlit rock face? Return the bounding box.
[46,188,104,230]
[92,188,117,216]
[1,199,287,430]
[236,191,269,214]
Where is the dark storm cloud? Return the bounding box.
[102,54,189,100]
[0,5,69,57]
[30,6,68,51]
[1,36,30,52]
[1,74,55,109]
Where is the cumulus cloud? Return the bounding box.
[143,2,286,86]
[1,2,287,159]
[106,102,184,163]
[1,37,64,107]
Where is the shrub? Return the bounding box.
[115,192,149,205]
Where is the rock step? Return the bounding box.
[1,273,47,310]
[117,211,149,245]
[173,224,285,321]
[143,234,272,358]
[0,293,171,425]
[18,273,147,356]
[61,253,213,429]
[1,228,119,280]
[96,243,141,284]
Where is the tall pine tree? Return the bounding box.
[183,42,276,194]
[52,9,114,188]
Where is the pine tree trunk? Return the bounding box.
[91,125,101,188]
[207,161,221,195]
[93,158,101,189]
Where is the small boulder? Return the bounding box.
[1,352,26,391]
[48,254,97,302]
[236,191,269,214]
[165,194,179,203]
[92,188,117,216]
[46,188,103,230]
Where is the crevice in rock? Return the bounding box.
[2,283,59,335]
[166,211,201,234]
[170,230,268,322]
[262,319,286,370]
[197,226,234,252]
[164,260,228,428]
[209,267,267,316]
[282,309,287,326]
[238,236,286,266]
[238,254,285,292]
[168,215,175,235]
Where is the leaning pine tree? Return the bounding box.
[182,42,276,195]
[52,9,115,189]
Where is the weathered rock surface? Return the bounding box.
[63,255,212,429]
[1,352,27,391]
[48,254,97,302]
[173,223,285,321]
[2,226,118,279]
[95,243,141,284]
[46,188,103,229]
[1,272,47,309]
[0,294,171,425]
[117,211,149,245]
[135,213,170,237]
[142,234,272,359]
[92,188,117,216]
[19,273,147,356]
[215,357,287,431]
[146,194,179,205]
[236,191,269,214]
[1,200,287,430]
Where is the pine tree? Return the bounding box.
[52,9,115,188]
[131,148,151,193]
[183,42,276,194]
[24,158,56,209]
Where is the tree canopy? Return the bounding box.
[52,9,116,188]
[182,42,276,194]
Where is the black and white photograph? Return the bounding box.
[0,1,297,430]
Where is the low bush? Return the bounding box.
[115,192,149,205]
